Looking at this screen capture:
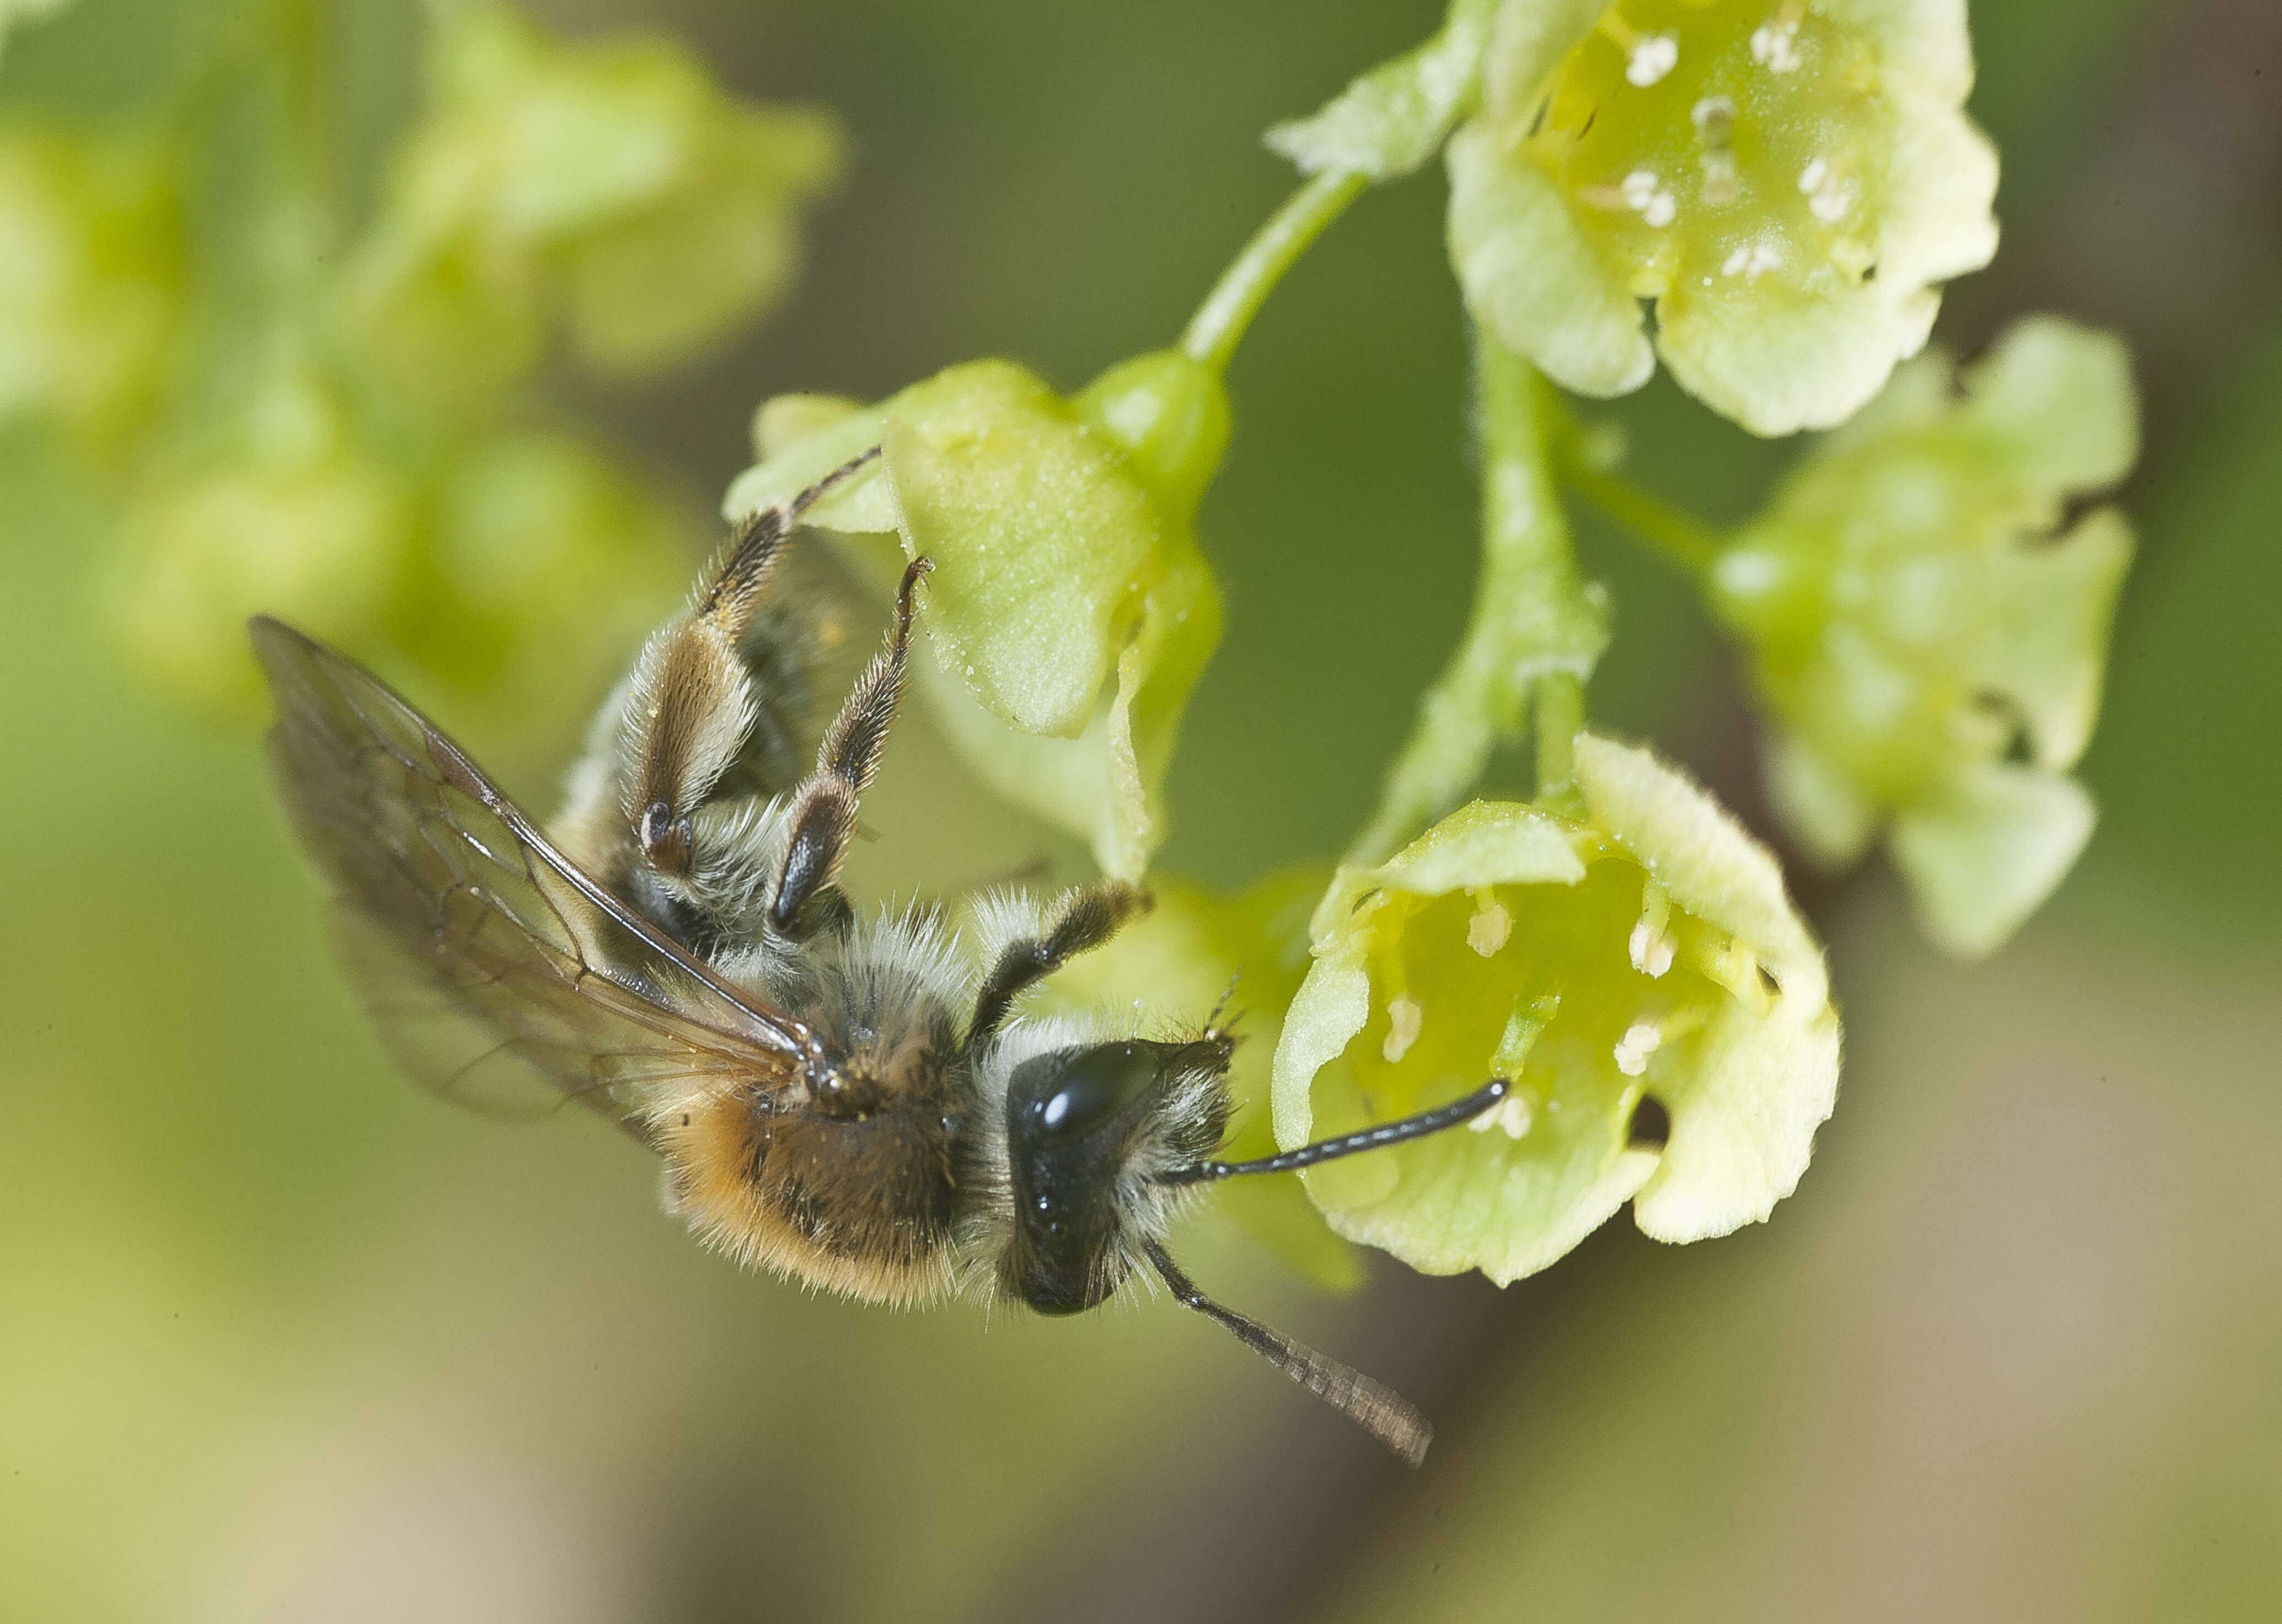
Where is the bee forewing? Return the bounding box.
[250,617,812,1138]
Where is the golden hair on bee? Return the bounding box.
[251,453,1506,1466]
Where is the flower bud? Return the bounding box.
[1447,0,1997,435]
[1709,315,2136,956]
[1273,733,1839,1283]
[724,349,1229,881]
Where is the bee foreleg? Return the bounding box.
[767,556,932,941]
[969,880,1148,1041]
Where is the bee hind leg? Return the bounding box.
[551,451,881,945]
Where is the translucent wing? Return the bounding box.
[251,616,820,1139]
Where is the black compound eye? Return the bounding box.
[1027,1042,1160,1142]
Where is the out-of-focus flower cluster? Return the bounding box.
[346,4,840,396]
[0,1,839,728]
[1710,315,2137,956]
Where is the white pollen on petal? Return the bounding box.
[1721,240,1784,279]
[1626,34,1679,87]
[1382,996,1424,1064]
[1751,22,1802,73]
[1470,1092,1535,1139]
[1621,169,1660,210]
[1642,190,1677,228]
[1629,919,1676,979]
[1467,901,1512,957]
[1798,158,1829,194]
[1614,1021,1663,1077]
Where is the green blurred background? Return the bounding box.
[3,1,2278,1618]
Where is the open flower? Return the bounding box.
[724,349,1229,881]
[109,360,413,714]
[347,3,840,393]
[413,431,689,738]
[1273,733,1840,1283]
[1708,315,2136,957]
[1447,0,1997,435]
[0,128,180,448]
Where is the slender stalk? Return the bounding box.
[1181,169,1368,373]
[1533,670,1582,798]
[1347,333,1608,865]
[1555,441,1726,575]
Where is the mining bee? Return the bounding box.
[251,451,1506,1464]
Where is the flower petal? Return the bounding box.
[1959,314,2139,495]
[1762,723,1879,869]
[1981,505,2135,771]
[1266,0,1504,180]
[1573,732,1828,1005]
[1889,762,2096,958]
[1447,122,1653,399]
[1633,988,1840,1243]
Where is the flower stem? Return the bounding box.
[1181,169,1368,374]
[1534,669,1582,798]
[1555,441,1726,576]
[1347,333,1608,865]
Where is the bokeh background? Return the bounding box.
[3,1,2279,1618]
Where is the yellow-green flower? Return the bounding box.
[1024,870,1364,1291]
[347,3,841,394]
[1273,733,1839,1283]
[1709,315,2136,957]
[408,431,689,739]
[1447,0,1997,435]
[109,362,413,715]
[0,127,180,448]
[725,349,1229,882]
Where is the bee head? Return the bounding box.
[996,1035,1231,1314]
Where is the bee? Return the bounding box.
[251,451,1506,1465]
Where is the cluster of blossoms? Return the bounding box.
[0,2,838,727]
[24,0,2140,1287]
[701,0,2138,1283]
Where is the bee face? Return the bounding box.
[998,1036,1232,1314]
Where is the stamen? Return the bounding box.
[1751,8,1803,74]
[1721,240,1784,279]
[1614,1019,1663,1077]
[1626,34,1679,88]
[1382,996,1424,1064]
[1629,880,1675,978]
[1467,897,1512,957]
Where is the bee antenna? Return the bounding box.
[1204,969,1243,1038]
[1142,1239,1431,1466]
[1159,1076,1509,1187]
